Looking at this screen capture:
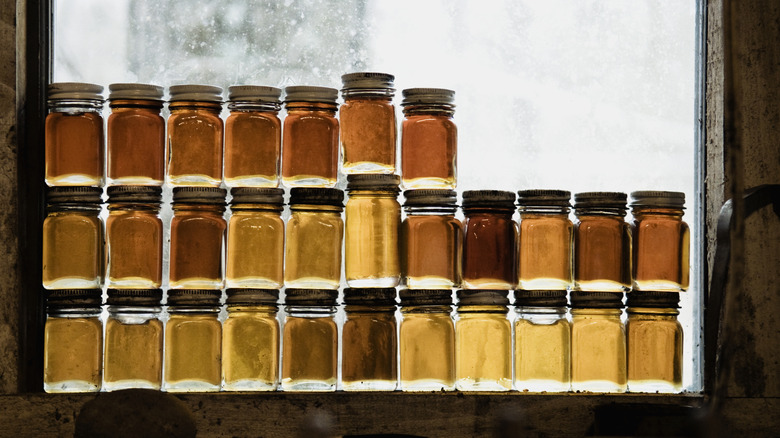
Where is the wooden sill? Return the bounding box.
[0,392,704,436]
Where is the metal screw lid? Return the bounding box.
[284,86,338,103]
[456,289,510,306]
[403,189,457,207]
[341,72,395,90]
[284,288,338,306]
[225,288,279,306]
[573,192,628,210]
[172,187,227,204]
[346,174,401,192]
[168,84,223,103]
[402,88,455,106]
[399,289,453,306]
[630,191,686,209]
[462,190,516,209]
[46,187,103,204]
[570,291,624,309]
[289,188,344,207]
[47,82,104,101]
[106,289,163,306]
[227,85,282,103]
[626,291,680,308]
[514,290,568,307]
[166,289,222,306]
[46,289,103,308]
[230,188,284,205]
[343,288,398,306]
[516,189,571,208]
[108,83,164,101]
[107,185,162,204]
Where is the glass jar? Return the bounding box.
[340,72,396,174]
[461,190,517,289]
[106,186,163,289]
[169,187,227,289]
[514,290,571,392]
[284,188,344,289]
[400,88,456,189]
[43,289,103,393]
[455,289,512,391]
[281,289,339,391]
[226,188,285,289]
[42,187,104,289]
[627,291,683,393]
[516,190,573,291]
[224,86,282,187]
[166,85,224,187]
[399,289,455,391]
[45,82,104,186]
[222,289,280,391]
[574,192,631,292]
[570,291,627,392]
[103,288,163,391]
[402,189,462,289]
[341,288,398,391]
[630,191,690,292]
[345,174,401,287]
[106,83,165,186]
[281,86,339,187]
[163,289,222,392]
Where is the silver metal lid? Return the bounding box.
[108,83,164,101]
[48,82,104,101]
[168,84,223,102]
[341,72,395,90]
[402,88,455,105]
[284,86,338,103]
[630,191,686,208]
[228,85,282,102]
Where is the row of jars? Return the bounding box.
[45,74,457,189]
[43,183,689,293]
[43,288,682,393]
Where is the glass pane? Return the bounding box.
[54,0,700,391]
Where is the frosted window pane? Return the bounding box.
[54,0,700,391]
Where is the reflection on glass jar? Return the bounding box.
[106,83,165,186]
[43,289,103,393]
[224,86,282,187]
[167,84,224,187]
[42,187,104,290]
[340,72,397,174]
[45,82,104,187]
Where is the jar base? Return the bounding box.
[400,379,455,392]
[282,175,337,188]
[226,278,283,289]
[405,276,457,289]
[107,277,161,289]
[224,175,279,188]
[401,177,455,190]
[571,380,627,393]
[346,277,400,288]
[284,278,340,289]
[574,280,628,293]
[103,379,161,391]
[43,277,102,290]
[222,379,278,391]
[514,379,571,393]
[107,176,162,186]
[163,380,221,392]
[455,378,512,392]
[516,278,572,291]
[46,174,103,187]
[341,380,398,391]
[280,379,336,392]
[461,279,515,290]
[168,279,224,290]
[167,174,222,187]
[627,379,682,393]
[44,380,100,393]
[342,161,395,175]
[632,280,685,292]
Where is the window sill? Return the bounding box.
[0,392,704,436]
